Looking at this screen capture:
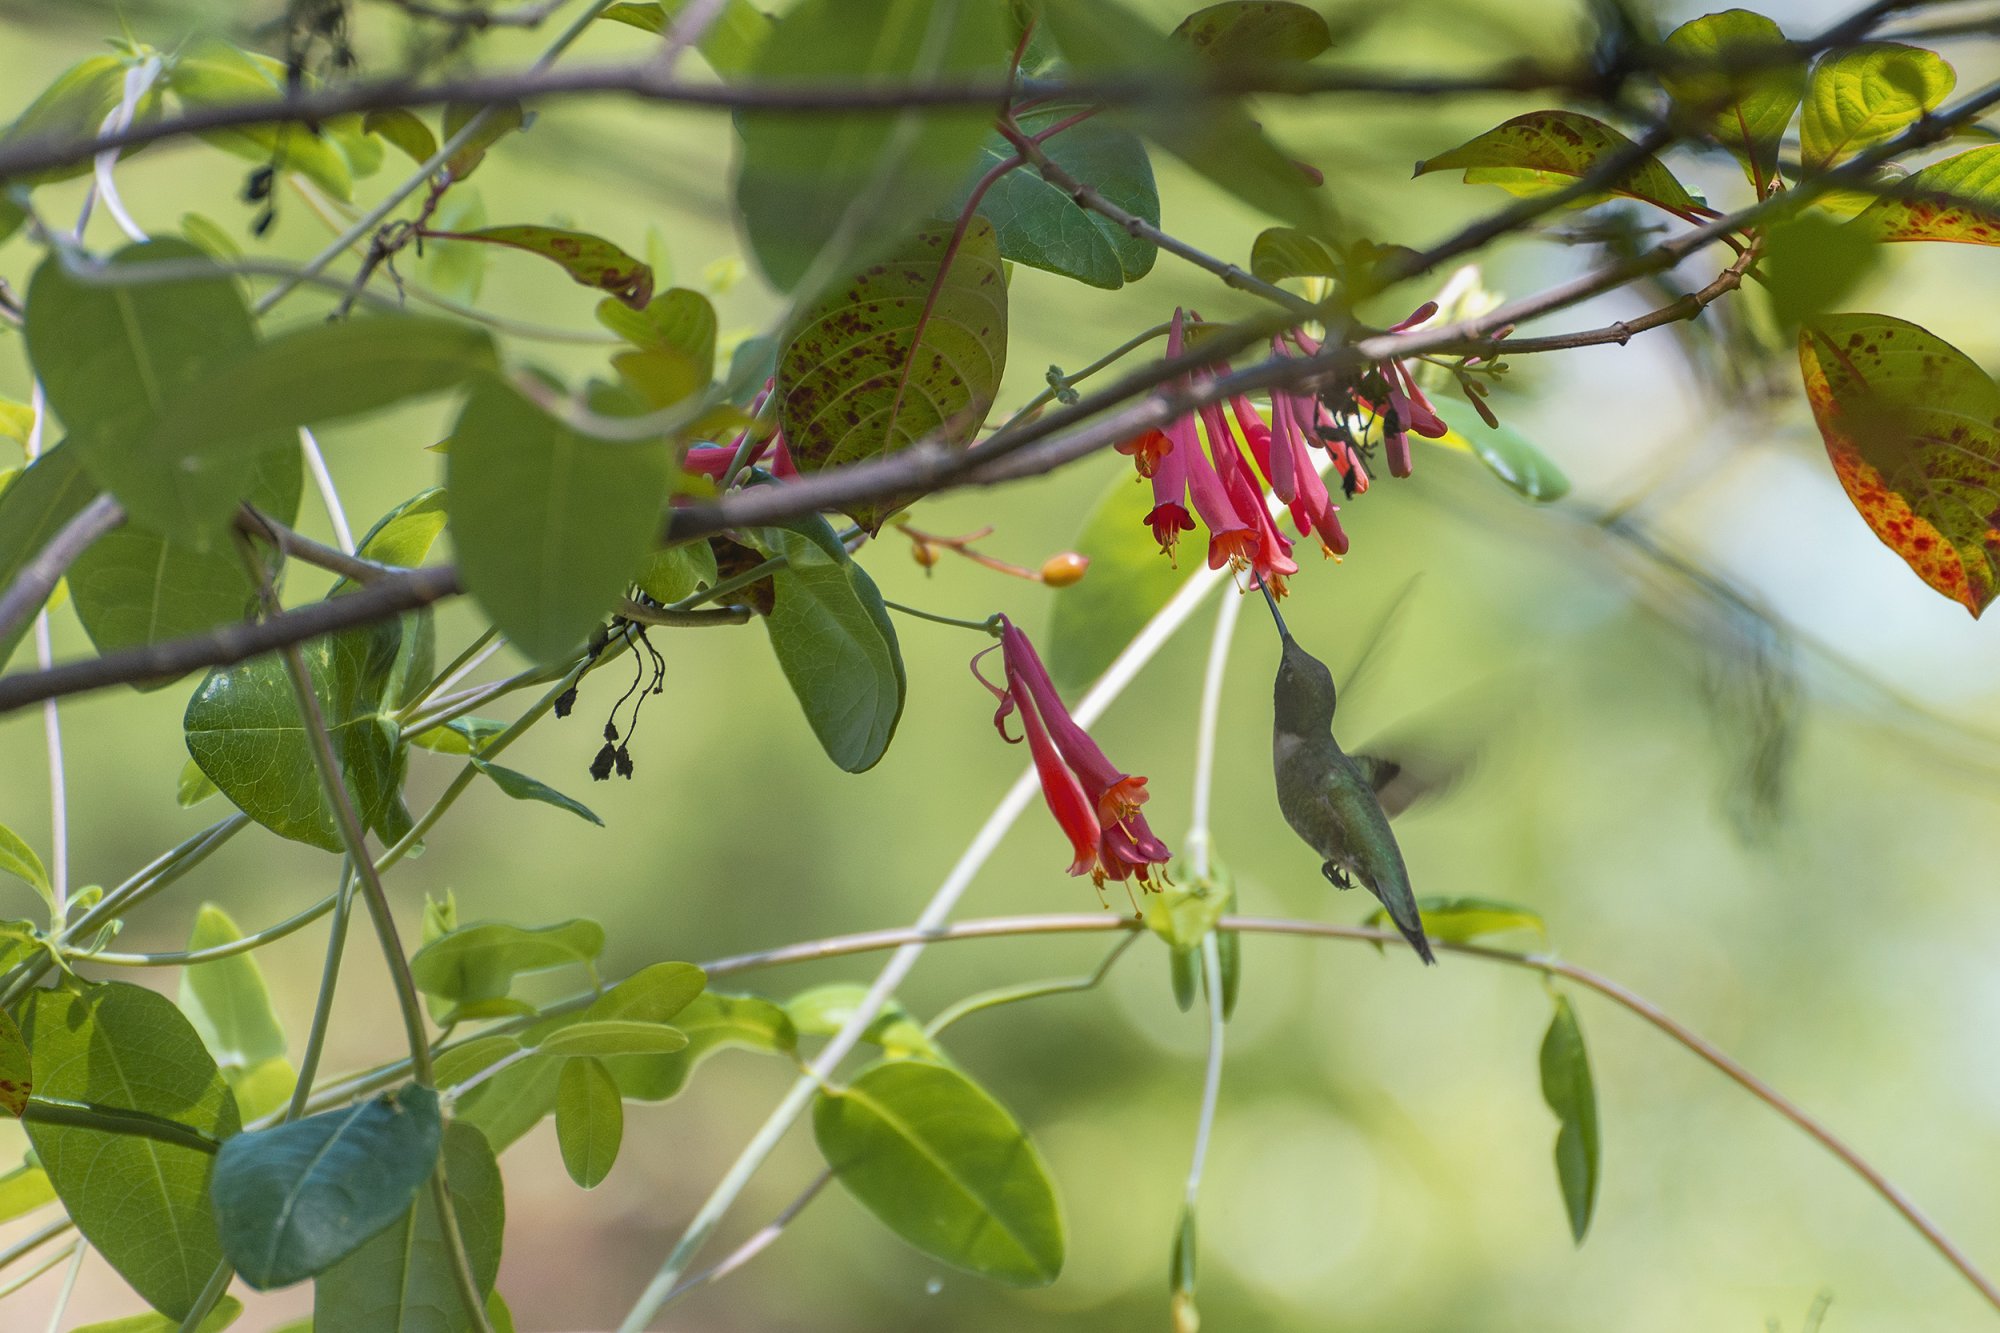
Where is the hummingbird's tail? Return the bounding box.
[1365,879,1436,966]
[1386,909,1437,966]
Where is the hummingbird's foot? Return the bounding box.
[1320,862,1356,891]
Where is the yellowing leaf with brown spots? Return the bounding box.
[1415,110,1699,218]
[1799,314,2000,615]
[428,224,653,308]
[1858,145,2000,246]
[775,219,1008,532]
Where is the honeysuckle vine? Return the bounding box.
[4,0,2000,1327]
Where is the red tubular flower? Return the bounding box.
[977,620,1172,888]
[1118,428,1171,480]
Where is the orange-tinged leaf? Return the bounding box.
[1415,110,1699,218]
[1858,144,2000,245]
[1798,314,2000,615]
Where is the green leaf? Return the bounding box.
[211,1085,443,1289]
[814,1060,1063,1285]
[960,109,1157,289]
[0,1008,28,1117]
[354,488,451,572]
[180,905,295,1121]
[605,288,719,409]
[1046,466,1192,692]
[447,377,674,664]
[313,1121,504,1331]
[143,317,497,476]
[1800,43,1954,175]
[555,1057,622,1188]
[166,44,362,201]
[735,0,1009,291]
[1661,9,1804,193]
[1365,894,1544,948]
[23,983,241,1320]
[66,443,299,674]
[1170,2,1332,65]
[0,442,96,670]
[442,100,525,182]
[786,983,937,1059]
[1858,144,2000,244]
[535,1020,689,1058]
[410,918,606,1008]
[471,760,604,827]
[1168,946,1198,1011]
[0,1163,57,1223]
[0,55,131,188]
[776,220,1008,531]
[71,1297,243,1333]
[600,989,793,1102]
[1760,212,1882,328]
[179,213,242,261]
[425,188,489,305]
[438,226,653,309]
[1041,0,1332,232]
[0,822,52,919]
[636,539,718,605]
[364,108,438,166]
[1427,398,1570,502]
[750,520,907,771]
[25,238,274,541]
[1798,313,2000,615]
[600,0,773,75]
[183,618,407,851]
[178,759,223,807]
[1215,927,1242,1021]
[1416,110,1699,217]
[1248,226,1339,283]
[1539,996,1600,1244]
[410,715,508,756]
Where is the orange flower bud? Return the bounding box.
[912,541,941,568]
[1039,552,1090,586]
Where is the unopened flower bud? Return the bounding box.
[911,541,941,569]
[1039,552,1090,587]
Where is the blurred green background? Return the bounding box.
[4,0,2000,1328]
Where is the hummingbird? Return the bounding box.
[1259,580,1435,964]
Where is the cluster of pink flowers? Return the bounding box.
[1119,305,1449,592]
[976,618,1172,891]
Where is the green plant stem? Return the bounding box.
[289,865,359,1121]
[878,601,1001,634]
[0,1219,69,1279]
[998,321,1173,433]
[82,891,340,967]
[43,1238,83,1333]
[21,1097,219,1154]
[665,555,788,612]
[175,1261,234,1333]
[0,1240,77,1300]
[402,627,502,718]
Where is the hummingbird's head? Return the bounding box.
[1273,636,1338,731]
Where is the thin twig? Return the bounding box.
[0,493,122,664]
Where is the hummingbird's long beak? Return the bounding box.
[1255,576,1291,640]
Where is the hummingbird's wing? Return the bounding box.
[1352,747,1471,821]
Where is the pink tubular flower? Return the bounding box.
[975,619,1171,889]
[1359,303,1449,479]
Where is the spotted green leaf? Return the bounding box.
[435,226,653,309]
[313,1121,504,1330]
[0,1008,27,1117]
[1798,313,2000,615]
[814,1060,1064,1286]
[1540,996,1599,1243]
[1800,43,1954,175]
[776,220,1008,531]
[555,1057,622,1188]
[447,377,674,665]
[1858,144,2000,244]
[183,618,407,851]
[211,1086,442,1289]
[22,983,240,1320]
[736,0,1008,291]
[959,109,1158,290]
[25,238,276,541]
[1417,110,1699,217]
[1170,1,1332,66]
[1661,9,1804,193]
